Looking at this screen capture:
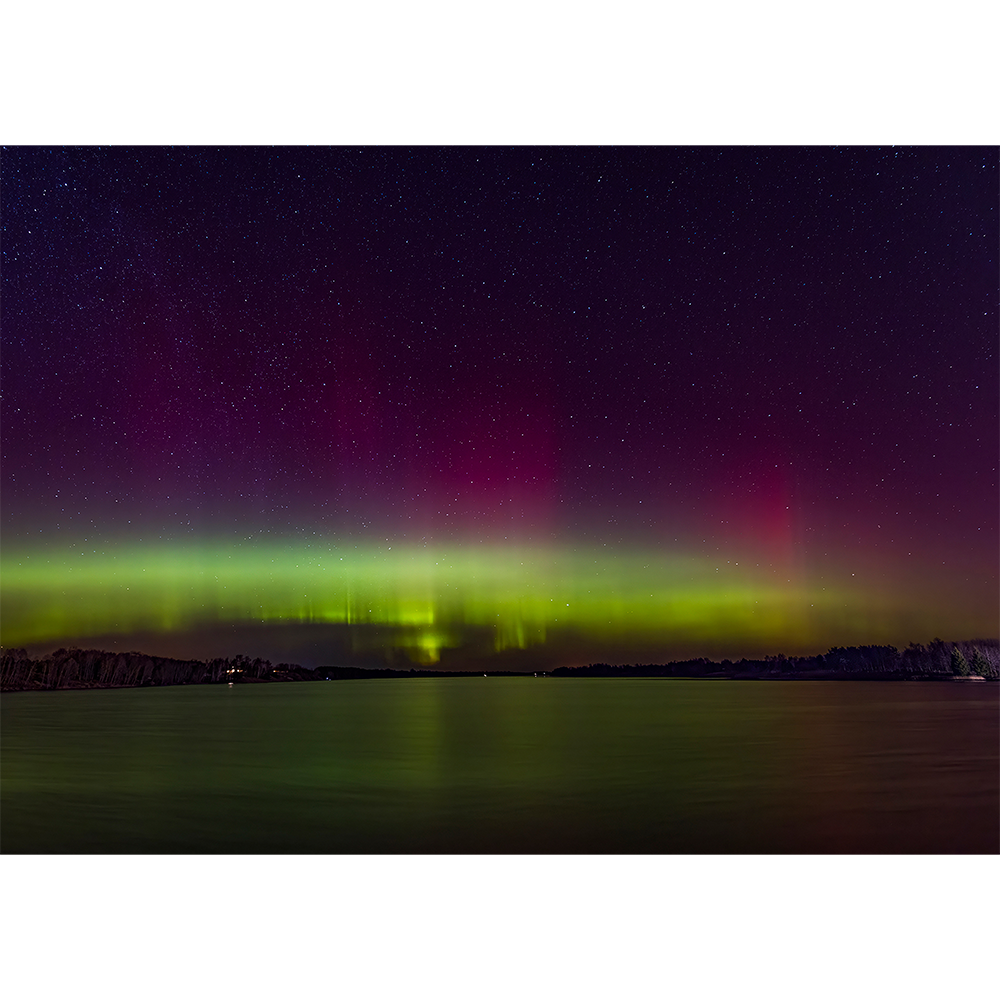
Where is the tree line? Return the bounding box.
[0,647,525,691]
[551,638,999,679]
[0,647,313,692]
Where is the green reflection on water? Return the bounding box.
[2,680,997,853]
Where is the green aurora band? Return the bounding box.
[0,539,966,666]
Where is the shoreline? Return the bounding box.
[3,641,997,693]
[0,640,1000,693]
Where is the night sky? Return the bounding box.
[2,146,996,669]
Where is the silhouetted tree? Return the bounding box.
[950,648,970,676]
[970,649,991,678]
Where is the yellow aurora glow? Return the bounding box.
[0,538,939,665]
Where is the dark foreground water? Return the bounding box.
[2,679,997,853]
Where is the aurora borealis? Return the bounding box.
[2,146,997,668]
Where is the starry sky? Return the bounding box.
[1,146,996,669]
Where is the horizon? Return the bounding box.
[6,635,998,675]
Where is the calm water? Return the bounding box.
[2,679,997,853]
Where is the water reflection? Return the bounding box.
[2,680,996,853]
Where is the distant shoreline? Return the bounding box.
[2,641,997,693]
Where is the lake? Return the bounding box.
[2,679,997,853]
